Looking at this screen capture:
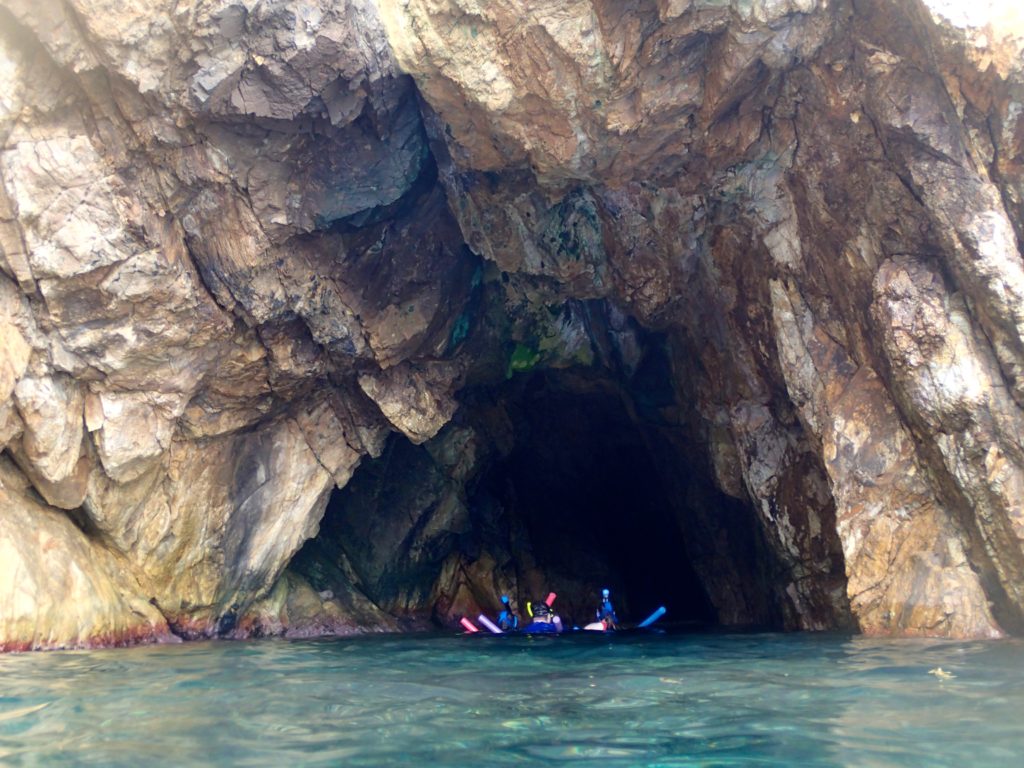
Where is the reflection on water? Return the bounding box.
[1,631,1022,766]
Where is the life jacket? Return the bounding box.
[597,598,618,624]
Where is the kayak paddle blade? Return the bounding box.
[478,615,503,634]
[638,606,667,628]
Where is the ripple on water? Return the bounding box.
[1,632,1023,766]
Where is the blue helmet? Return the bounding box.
[602,588,610,598]
[501,595,510,604]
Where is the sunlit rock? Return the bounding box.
[0,458,172,651]
[1,0,1024,648]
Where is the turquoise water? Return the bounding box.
[1,631,1022,766]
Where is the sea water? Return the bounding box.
[1,630,1022,766]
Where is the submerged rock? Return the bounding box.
[1,0,1023,647]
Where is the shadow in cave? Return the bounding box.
[294,351,787,632]
[471,371,717,627]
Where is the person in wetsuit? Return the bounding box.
[523,596,562,633]
[596,588,619,629]
[497,595,519,631]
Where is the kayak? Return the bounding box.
[520,622,561,634]
[465,605,667,635]
[521,620,561,634]
[584,605,667,632]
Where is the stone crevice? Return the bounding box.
[2,0,1024,648]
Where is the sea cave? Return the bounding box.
[0,0,1022,650]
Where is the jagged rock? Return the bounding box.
[873,258,1024,625]
[83,416,334,636]
[771,277,1001,637]
[237,570,398,639]
[0,284,29,406]
[11,376,81,481]
[1,0,1024,648]
[92,391,176,483]
[0,458,173,651]
[358,362,461,444]
[292,429,477,620]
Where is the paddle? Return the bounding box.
[638,606,667,628]
[460,617,480,633]
[478,615,503,634]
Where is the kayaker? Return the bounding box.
[595,588,618,629]
[532,599,553,622]
[522,596,562,633]
[497,595,519,631]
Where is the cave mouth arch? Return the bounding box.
[294,344,836,632]
[465,370,719,627]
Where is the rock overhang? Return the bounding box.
[0,0,1022,648]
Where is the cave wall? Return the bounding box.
[0,0,1023,647]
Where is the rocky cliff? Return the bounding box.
[1,0,1023,649]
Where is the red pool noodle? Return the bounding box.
[545,592,556,606]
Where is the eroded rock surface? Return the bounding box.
[0,458,172,651]
[1,0,1023,647]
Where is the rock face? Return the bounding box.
[0,457,172,651]
[0,0,1023,647]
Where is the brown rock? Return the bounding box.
[83,417,334,635]
[772,278,1001,637]
[2,0,1024,648]
[12,374,84,487]
[0,458,173,651]
[359,362,460,444]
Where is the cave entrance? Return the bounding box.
[470,370,717,627]
[295,343,794,632]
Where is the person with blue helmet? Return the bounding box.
[596,587,618,629]
[497,595,519,631]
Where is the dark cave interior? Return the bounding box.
[295,337,801,631]
[470,372,717,626]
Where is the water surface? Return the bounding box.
[1,630,1021,766]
